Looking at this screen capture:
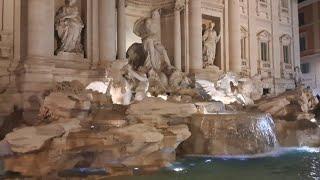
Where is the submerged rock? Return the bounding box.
[180,113,278,155]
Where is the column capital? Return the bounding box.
[117,0,127,8]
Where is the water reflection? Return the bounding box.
[108,147,320,180]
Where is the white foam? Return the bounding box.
[185,147,320,160]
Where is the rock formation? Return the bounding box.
[257,87,320,147]
[1,82,194,177]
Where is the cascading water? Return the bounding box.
[179,112,280,156]
[254,114,279,150]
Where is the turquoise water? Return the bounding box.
[109,147,320,180]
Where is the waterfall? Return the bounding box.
[254,114,279,151]
[180,113,280,156]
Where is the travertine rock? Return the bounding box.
[238,75,263,101]
[167,124,191,148]
[111,123,164,143]
[3,99,192,177]
[39,81,92,122]
[126,97,198,127]
[258,97,290,116]
[257,88,318,120]
[4,124,65,153]
[195,102,225,114]
[39,92,91,121]
[275,119,319,147]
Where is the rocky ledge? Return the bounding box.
[0,82,196,177]
[0,82,319,178]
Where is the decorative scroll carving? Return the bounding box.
[0,31,13,58]
[256,0,271,20]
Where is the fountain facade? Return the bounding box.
[0,0,318,179]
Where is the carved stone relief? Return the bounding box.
[239,0,248,16]
[0,31,13,58]
[256,0,271,20]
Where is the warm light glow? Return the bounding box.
[173,167,184,172]
[310,118,317,123]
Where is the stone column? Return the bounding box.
[312,3,320,50]
[184,0,190,73]
[99,0,116,65]
[291,0,300,68]
[189,0,202,72]
[174,8,182,70]
[248,0,258,76]
[22,0,55,124]
[117,0,126,60]
[27,0,54,57]
[271,0,281,79]
[228,0,242,73]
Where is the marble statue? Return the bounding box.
[202,22,221,68]
[55,0,84,56]
[196,72,255,105]
[131,9,191,95]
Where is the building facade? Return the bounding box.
[299,0,320,90]
[0,0,300,120]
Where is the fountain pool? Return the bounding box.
[109,147,320,180]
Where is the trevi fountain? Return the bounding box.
[0,0,319,179]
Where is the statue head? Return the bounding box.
[209,22,215,30]
[145,18,153,30]
[65,0,77,6]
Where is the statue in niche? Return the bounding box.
[127,9,191,96]
[133,9,175,94]
[55,0,84,57]
[202,21,221,68]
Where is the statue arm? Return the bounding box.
[127,68,148,82]
[216,33,221,43]
[203,30,208,42]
